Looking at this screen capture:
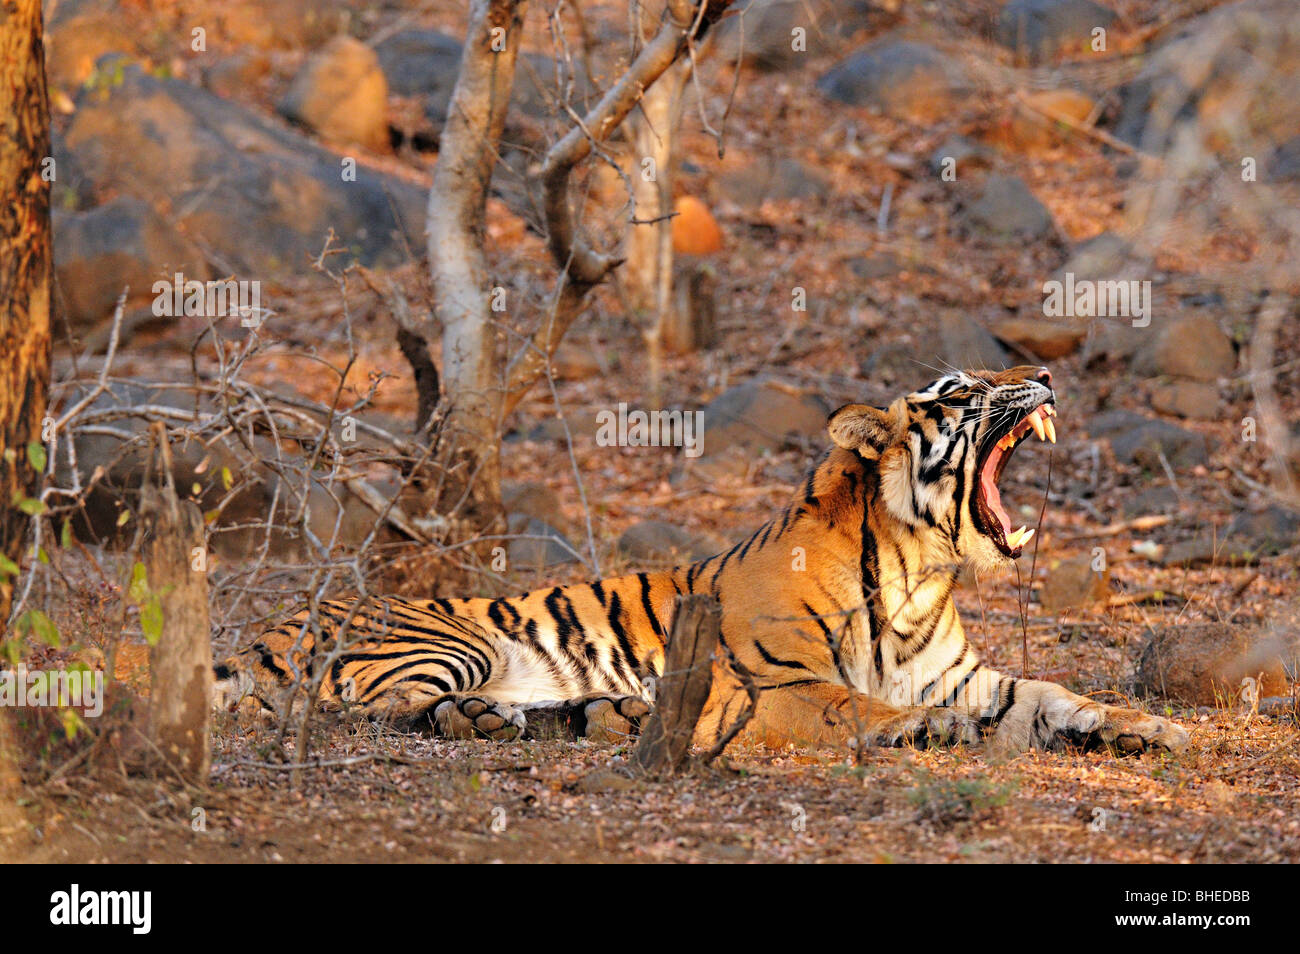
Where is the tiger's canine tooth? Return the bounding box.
[1043,416,1056,443]
[1028,412,1046,442]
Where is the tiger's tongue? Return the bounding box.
[981,446,1012,534]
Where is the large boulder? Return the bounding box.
[962,174,1056,242]
[59,58,424,278]
[1113,0,1300,152]
[1089,409,1208,470]
[53,196,210,333]
[278,36,390,152]
[1136,621,1299,705]
[817,38,969,121]
[994,0,1117,65]
[713,0,879,70]
[700,380,830,455]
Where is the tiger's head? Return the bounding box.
[828,366,1057,571]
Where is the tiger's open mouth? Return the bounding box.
[974,401,1056,557]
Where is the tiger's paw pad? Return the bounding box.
[575,694,651,743]
[1069,706,1189,756]
[871,708,980,748]
[433,695,526,741]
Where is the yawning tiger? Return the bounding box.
[215,366,1189,755]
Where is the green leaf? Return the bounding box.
[220,466,233,491]
[0,553,18,579]
[17,610,60,648]
[140,594,163,646]
[191,482,201,497]
[37,546,49,565]
[60,520,72,549]
[116,509,131,527]
[60,708,85,742]
[16,496,44,516]
[128,562,149,603]
[26,442,47,472]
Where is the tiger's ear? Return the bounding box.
[828,403,897,456]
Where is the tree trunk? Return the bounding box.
[624,57,691,407]
[141,454,212,782]
[427,0,528,526]
[0,0,53,857]
[0,0,52,626]
[633,594,721,774]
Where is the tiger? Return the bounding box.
[214,365,1189,756]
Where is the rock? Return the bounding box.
[816,38,969,121]
[671,196,723,255]
[1160,507,1299,567]
[201,51,273,99]
[1039,553,1109,613]
[617,521,724,565]
[938,313,1010,370]
[1113,0,1300,151]
[1089,409,1208,470]
[53,196,210,334]
[847,254,905,281]
[1000,88,1097,151]
[507,514,578,568]
[1061,231,1138,281]
[1136,621,1298,705]
[1267,135,1300,181]
[700,380,830,454]
[209,0,335,51]
[373,29,463,125]
[502,481,568,532]
[1148,379,1221,420]
[1121,484,1179,519]
[713,0,878,70]
[993,317,1085,359]
[995,0,1117,65]
[719,155,830,208]
[278,37,390,152]
[573,769,637,793]
[928,134,993,176]
[373,30,588,141]
[60,59,425,279]
[1140,315,1236,381]
[44,6,139,91]
[963,174,1055,241]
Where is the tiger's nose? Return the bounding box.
[1035,368,1052,387]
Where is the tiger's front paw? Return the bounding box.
[1078,706,1189,755]
[432,694,526,741]
[870,707,981,748]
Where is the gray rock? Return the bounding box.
[995,0,1117,64]
[1137,315,1236,381]
[278,36,390,152]
[60,59,424,278]
[506,514,579,568]
[817,38,969,121]
[617,520,724,565]
[1060,231,1138,281]
[1148,379,1221,419]
[1268,135,1300,181]
[700,380,830,454]
[928,134,993,176]
[1121,484,1180,519]
[1136,621,1299,703]
[938,313,1010,370]
[719,155,830,208]
[1039,553,1109,613]
[964,174,1055,241]
[53,196,209,333]
[713,0,878,70]
[501,481,568,534]
[373,29,463,125]
[1090,409,1208,470]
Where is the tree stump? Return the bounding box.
[140,479,211,782]
[633,594,721,775]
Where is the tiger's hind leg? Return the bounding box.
[520,694,652,743]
